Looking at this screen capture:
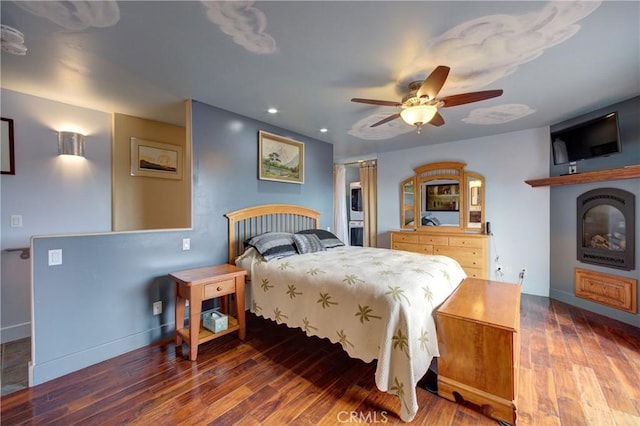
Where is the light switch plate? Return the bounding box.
[10,215,22,227]
[48,249,62,266]
[182,238,190,251]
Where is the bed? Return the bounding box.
[225,204,466,422]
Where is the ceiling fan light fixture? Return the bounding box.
[400,105,438,131]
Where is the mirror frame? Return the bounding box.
[464,171,485,232]
[400,161,485,233]
[400,176,416,229]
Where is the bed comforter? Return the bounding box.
[237,245,466,421]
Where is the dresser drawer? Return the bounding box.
[448,236,485,249]
[392,233,419,244]
[418,235,449,245]
[462,266,485,279]
[393,242,434,255]
[204,278,236,299]
[435,246,484,268]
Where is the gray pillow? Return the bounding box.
[296,229,345,249]
[245,232,297,261]
[293,233,326,254]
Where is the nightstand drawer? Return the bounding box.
[204,279,236,299]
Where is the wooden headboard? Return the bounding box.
[225,204,320,263]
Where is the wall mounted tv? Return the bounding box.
[551,112,621,165]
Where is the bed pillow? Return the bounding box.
[293,233,326,254]
[245,232,297,261]
[295,229,345,249]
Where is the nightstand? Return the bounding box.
[170,264,247,361]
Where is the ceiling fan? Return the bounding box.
[351,65,503,134]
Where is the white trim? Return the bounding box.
[30,324,173,385]
[1,321,30,343]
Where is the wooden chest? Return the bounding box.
[436,278,521,425]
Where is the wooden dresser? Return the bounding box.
[390,230,489,278]
[436,278,521,425]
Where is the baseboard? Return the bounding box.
[1,322,30,343]
[30,323,173,386]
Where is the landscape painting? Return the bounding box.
[130,138,183,180]
[259,131,304,184]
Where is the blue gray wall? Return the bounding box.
[549,96,639,327]
[0,89,112,343]
[377,127,551,297]
[31,100,333,384]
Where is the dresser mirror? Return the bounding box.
[400,177,416,228]
[400,161,484,233]
[465,172,484,231]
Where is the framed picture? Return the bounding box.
[1,117,15,175]
[259,131,304,184]
[130,137,182,180]
[425,183,459,211]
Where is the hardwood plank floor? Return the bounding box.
[1,294,639,425]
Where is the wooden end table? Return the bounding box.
[170,264,247,361]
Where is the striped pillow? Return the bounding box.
[245,232,297,261]
[293,233,326,254]
[295,229,345,249]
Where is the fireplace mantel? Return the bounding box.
[525,165,640,187]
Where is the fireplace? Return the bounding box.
[577,188,635,270]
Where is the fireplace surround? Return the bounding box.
[577,187,635,270]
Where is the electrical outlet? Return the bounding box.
[153,301,162,315]
[182,238,190,251]
[495,266,503,279]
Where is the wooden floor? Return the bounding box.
[1,294,639,425]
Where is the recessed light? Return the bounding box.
[267,108,278,114]
[320,128,328,133]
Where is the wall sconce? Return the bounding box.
[58,131,85,157]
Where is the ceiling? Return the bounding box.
[1,1,638,162]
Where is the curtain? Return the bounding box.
[359,160,377,247]
[333,164,349,245]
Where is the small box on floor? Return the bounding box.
[202,309,228,333]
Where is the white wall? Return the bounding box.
[0,89,112,342]
[377,127,551,297]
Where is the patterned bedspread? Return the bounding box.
[237,245,466,421]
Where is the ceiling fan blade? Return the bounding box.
[429,111,445,127]
[371,113,401,127]
[440,89,504,107]
[416,65,450,100]
[351,98,402,107]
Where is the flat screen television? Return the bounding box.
[551,112,621,165]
